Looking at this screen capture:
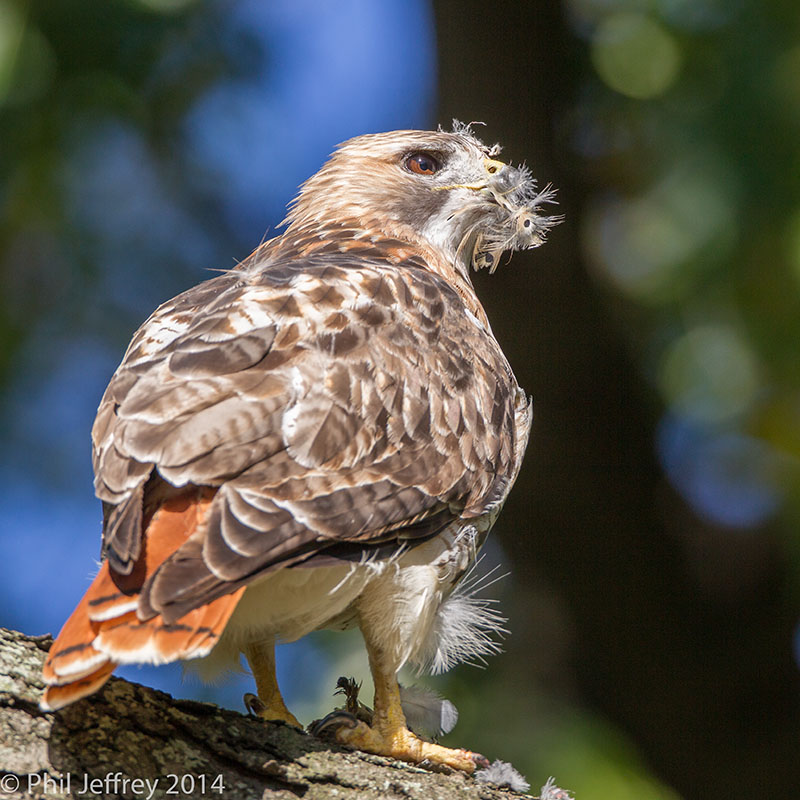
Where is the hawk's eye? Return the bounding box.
[405,152,439,175]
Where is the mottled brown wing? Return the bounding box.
[93,248,521,623]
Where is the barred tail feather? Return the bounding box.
[40,488,243,711]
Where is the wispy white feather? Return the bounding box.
[412,560,509,675]
[474,759,530,793]
[541,776,575,800]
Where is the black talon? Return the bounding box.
[243,692,265,716]
[308,710,360,739]
[472,752,491,770]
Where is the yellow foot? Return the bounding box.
[309,711,486,773]
[243,692,302,728]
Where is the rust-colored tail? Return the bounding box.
[41,489,244,711]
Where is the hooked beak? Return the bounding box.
[433,157,506,191]
[434,158,531,212]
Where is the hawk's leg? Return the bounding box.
[319,634,484,772]
[243,640,302,728]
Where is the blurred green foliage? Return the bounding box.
[433,0,800,796]
[571,0,800,537]
[0,0,246,387]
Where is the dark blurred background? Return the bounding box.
[1,1,799,798]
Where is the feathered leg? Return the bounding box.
[243,639,302,727]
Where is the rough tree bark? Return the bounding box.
[0,628,533,800]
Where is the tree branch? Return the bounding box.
[0,628,530,799]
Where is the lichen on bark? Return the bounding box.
[0,628,528,799]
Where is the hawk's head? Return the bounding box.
[285,123,560,275]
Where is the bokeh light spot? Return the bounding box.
[591,13,681,99]
[583,163,736,302]
[658,415,780,528]
[585,193,690,301]
[659,324,761,424]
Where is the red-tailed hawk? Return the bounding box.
[41,124,558,771]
